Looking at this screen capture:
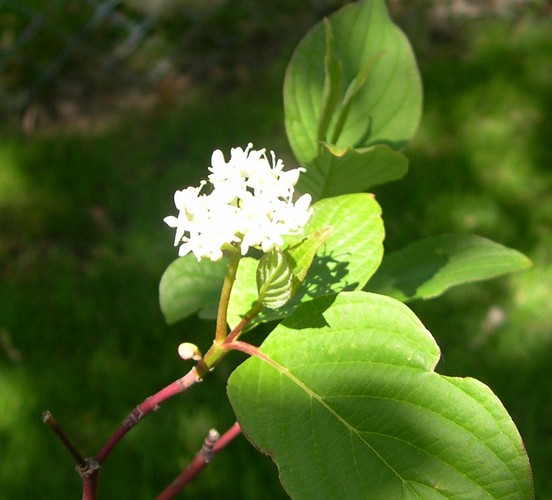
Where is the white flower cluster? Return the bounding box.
[164,144,312,262]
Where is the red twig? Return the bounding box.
[156,423,242,500]
[95,367,201,464]
[79,459,100,500]
[223,302,263,345]
[44,319,255,499]
[213,422,242,452]
[41,411,100,500]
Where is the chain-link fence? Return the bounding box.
[1,0,354,122]
[0,0,160,113]
[1,0,544,122]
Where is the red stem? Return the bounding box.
[223,340,262,358]
[223,316,249,344]
[212,421,241,452]
[222,301,262,346]
[156,422,242,500]
[80,460,100,500]
[45,309,258,499]
[95,367,200,464]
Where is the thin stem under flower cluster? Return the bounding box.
[215,248,241,343]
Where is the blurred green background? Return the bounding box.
[1,0,551,498]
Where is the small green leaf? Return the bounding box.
[297,143,408,202]
[284,226,332,286]
[159,255,226,324]
[284,0,422,165]
[228,292,533,499]
[366,234,532,302]
[227,228,332,330]
[257,249,294,309]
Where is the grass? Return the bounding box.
[0,78,291,498]
[1,7,551,499]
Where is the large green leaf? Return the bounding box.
[366,234,532,302]
[284,0,422,166]
[296,143,408,202]
[227,193,383,329]
[228,292,533,499]
[159,255,226,324]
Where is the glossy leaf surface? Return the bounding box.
[228,292,533,499]
[296,144,408,203]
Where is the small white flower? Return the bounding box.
[164,144,312,261]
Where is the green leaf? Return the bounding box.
[284,226,333,286]
[159,255,226,324]
[228,292,533,499]
[227,194,383,329]
[296,143,408,202]
[303,193,383,292]
[284,0,422,165]
[257,249,295,309]
[366,234,532,302]
[227,256,261,328]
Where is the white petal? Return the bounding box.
[211,149,226,168]
[163,215,179,227]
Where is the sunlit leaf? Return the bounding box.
[228,292,533,499]
[284,226,332,286]
[285,0,422,165]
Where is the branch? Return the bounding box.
[223,301,263,345]
[42,411,100,500]
[42,411,87,468]
[156,422,242,500]
[213,422,242,453]
[95,366,201,464]
[196,301,261,378]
